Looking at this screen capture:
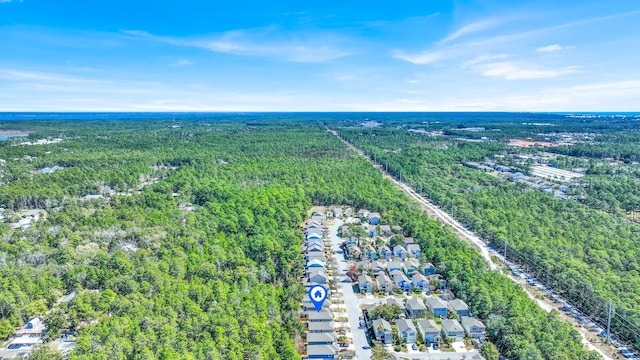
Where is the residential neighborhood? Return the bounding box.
[300,206,487,360]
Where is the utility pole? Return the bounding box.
[607,300,613,342]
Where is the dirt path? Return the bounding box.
[326,126,615,360]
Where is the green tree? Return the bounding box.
[368,304,402,322]
[370,343,393,360]
[481,342,500,360]
[44,310,66,340]
[27,346,64,360]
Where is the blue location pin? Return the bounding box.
[308,285,328,312]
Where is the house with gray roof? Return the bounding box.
[358,275,375,294]
[403,258,420,275]
[406,243,421,258]
[311,212,326,225]
[343,207,353,217]
[393,272,411,291]
[441,319,465,342]
[422,262,437,275]
[306,252,327,262]
[417,319,440,344]
[306,243,324,253]
[372,318,393,345]
[406,298,427,319]
[386,297,405,312]
[396,318,417,344]
[306,228,323,238]
[378,245,392,260]
[307,258,326,269]
[461,316,486,340]
[426,297,448,318]
[370,260,386,275]
[307,309,333,322]
[376,273,393,294]
[387,261,403,274]
[307,269,328,285]
[357,209,370,218]
[307,332,337,346]
[411,273,429,291]
[307,344,339,359]
[379,224,391,237]
[303,299,332,311]
[448,299,471,317]
[393,245,407,260]
[368,224,378,237]
[368,212,381,225]
[308,321,335,333]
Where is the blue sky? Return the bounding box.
[0,0,639,111]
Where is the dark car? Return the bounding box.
[433,343,439,350]
[362,345,370,350]
[7,344,22,349]
[412,344,418,350]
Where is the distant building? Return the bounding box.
[422,262,436,275]
[368,212,381,225]
[26,317,43,330]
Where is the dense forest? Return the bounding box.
[0,116,603,359]
[337,125,640,350]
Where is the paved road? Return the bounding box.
[328,219,372,360]
[326,127,613,360]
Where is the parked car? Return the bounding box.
[7,344,22,349]
[412,344,418,350]
[362,345,370,350]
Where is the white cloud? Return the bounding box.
[0,68,98,83]
[2,64,640,111]
[392,49,452,65]
[334,74,355,81]
[476,61,579,80]
[170,59,193,67]
[441,19,502,43]
[123,28,351,63]
[461,54,511,68]
[536,44,565,52]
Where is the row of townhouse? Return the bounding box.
[301,214,339,360]
[357,259,441,294]
[364,299,487,345]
